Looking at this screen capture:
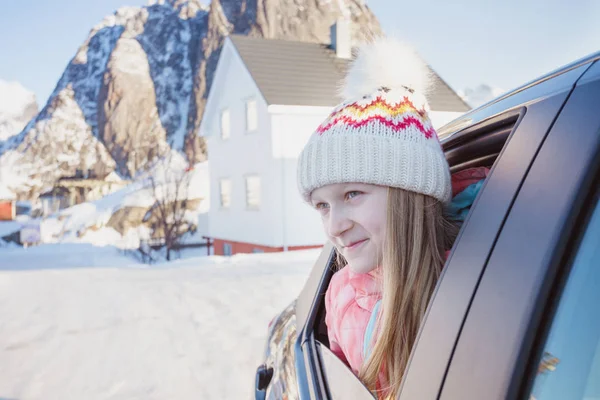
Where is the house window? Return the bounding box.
[246,99,257,132]
[220,109,230,139]
[219,179,231,208]
[245,175,261,209]
[223,243,233,256]
[252,248,264,254]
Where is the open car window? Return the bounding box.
[305,111,520,398]
[312,110,520,349]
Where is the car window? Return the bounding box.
[528,198,600,400]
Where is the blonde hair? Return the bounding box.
[337,187,458,398]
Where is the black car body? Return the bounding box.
[256,51,600,400]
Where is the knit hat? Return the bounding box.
[297,37,451,203]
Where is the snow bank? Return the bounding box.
[0,220,21,237]
[0,243,133,270]
[0,183,16,200]
[0,245,321,399]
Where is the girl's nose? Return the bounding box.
[327,208,353,238]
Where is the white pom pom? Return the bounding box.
[340,37,432,101]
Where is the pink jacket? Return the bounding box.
[325,265,381,376]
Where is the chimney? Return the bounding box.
[330,18,351,59]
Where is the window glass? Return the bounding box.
[245,176,260,209]
[220,179,231,208]
[223,243,232,256]
[221,109,230,139]
[246,99,257,132]
[529,199,600,400]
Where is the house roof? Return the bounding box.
[58,169,123,183]
[228,35,470,112]
[39,186,70,198]
[104,171,123,183]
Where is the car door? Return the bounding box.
[437,59,600,399]
[397,61,593,400]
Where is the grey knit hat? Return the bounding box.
[297,37,451,203]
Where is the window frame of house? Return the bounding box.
[220,108,230,140]
[245,98,258,133]
[245,174,261,210]
[219,178,232,209]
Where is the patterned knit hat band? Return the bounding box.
[315,89,434,139]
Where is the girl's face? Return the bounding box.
[311,183,388,274]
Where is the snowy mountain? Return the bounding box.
[0,80,38,142]
[0,0,381,200]
[459,84,505,108]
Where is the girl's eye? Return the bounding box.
[315,202,329,211]
[345,191,362,200]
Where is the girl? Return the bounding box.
[297,38,462,398]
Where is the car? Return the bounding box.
[254,51,600,400]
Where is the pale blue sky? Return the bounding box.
[0,0,599,105]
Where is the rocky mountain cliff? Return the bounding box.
[0,0,380,199]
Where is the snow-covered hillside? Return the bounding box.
[0,245,320,399]
[0,158,209,250]
[0,80,38,142]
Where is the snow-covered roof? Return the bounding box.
[104,171,123,182]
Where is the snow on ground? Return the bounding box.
[0,182,16,200]
[0,220,21,238]
[0,244,321,399]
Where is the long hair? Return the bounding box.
[352,187,458,398]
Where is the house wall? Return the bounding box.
[0,201,15,221]
[269,105,332,249]
[201,40,282,248]
[212,238,321,255]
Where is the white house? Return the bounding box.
[198,22,470,256]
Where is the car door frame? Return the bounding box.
[398,61,593,400]
[437,59,600,400]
